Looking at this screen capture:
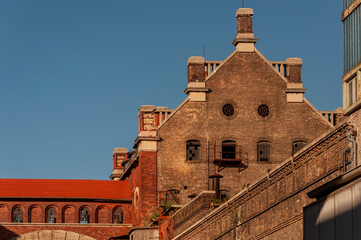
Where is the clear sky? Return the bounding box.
[0,0,342,180]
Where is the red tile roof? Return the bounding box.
[0,179,131,200]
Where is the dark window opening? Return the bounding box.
[13,207,23,223]
[46,207,56,223]
[292,141,306,155]
[222,141,236,159]
[258,104,270,117]
[220,190,229,202]
[258,141,270,162]
[222,104,234,116]
[113,208,123,224]
[80,207,89,224]
[186,140,200,160]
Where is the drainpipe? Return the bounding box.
[209,173,223,200]
[233,217,239,240]
[343,148,351,173]
[347,132,358,168]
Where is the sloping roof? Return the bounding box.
[0,179,131,200]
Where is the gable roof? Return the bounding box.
[158,48,333,129]
[0,179,131,200]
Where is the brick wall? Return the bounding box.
[0,224,131,240]
[129,151,157,227]
[173,122,351,239]
[0,200,131,224]
[172,191,216,236]
[0,200,131,239]
[157,50,332,204]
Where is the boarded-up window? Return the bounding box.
[29,206,42,223]
[292,141,306,155]
[0,206,8,222]
[46,207,56,223]
[186,140,200,161]
[63,207,75,223]
[96,207,108,223]
[257,141,270,162]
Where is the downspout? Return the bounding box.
[347,132,358,168]
[343,148,351,172]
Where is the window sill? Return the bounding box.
[185,160,202,163]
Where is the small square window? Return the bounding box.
[186,140,200,160]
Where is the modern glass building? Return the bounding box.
[343,0,361,114]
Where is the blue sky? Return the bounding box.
[0,0,342,179]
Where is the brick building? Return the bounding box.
[0,4,353,240]
[0,179,132,239]
[168,2,361,240]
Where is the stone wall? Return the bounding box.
[174,122,351,239]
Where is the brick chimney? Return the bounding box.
[284,58,306,103]
[110,147,127,180]
[185,57,209,102]
[187,56,205,83]
[285,58,303,83]
[232,8,258,52]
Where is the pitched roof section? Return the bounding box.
[0,179,131,200]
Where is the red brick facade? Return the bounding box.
[129,151,158,227]
[0,179,132,239]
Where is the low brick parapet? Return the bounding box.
[172,191,216,236]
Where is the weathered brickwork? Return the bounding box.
[174,122,351,239]
[129,151,157,227]
[0,201,131,239]
[0,201,130,224]
[0,225,131,240]
[172,191,216,236]
[157,50,332,204]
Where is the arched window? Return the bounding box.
[46,207,56,223]
[292,141,306,155]
[186,140,200,161]
[12,207,23,223]
[222,141,236,159]
[113,208,123,224]
[79,207,90,224]
[257,141,270,162]
[220,190,229,202]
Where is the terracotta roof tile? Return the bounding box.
[0,179,131,200]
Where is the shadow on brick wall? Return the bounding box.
[0,226,19,240]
